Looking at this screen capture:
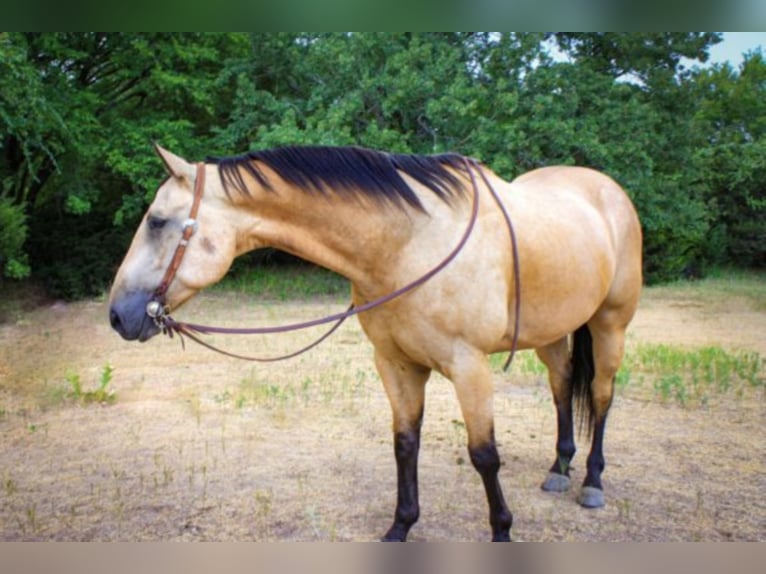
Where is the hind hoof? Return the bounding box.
[578,486,605,508]
[541,472,571,492]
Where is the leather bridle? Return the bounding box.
[145,162,206,323]
[147,157,521,370]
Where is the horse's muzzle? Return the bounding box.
[109,290,161,342]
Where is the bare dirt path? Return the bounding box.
[0,283,763,541]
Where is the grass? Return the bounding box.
[213,263,348,301]
[490,351,547,376]
[646,267,766,310]
[624,343,763,406]
[492,343,763,409]
[212,364,376,415]
[486,268,765,408]
[1,267,763,541]
[210,264,765,410]
[0,280,50,324]
[64,364,117,405]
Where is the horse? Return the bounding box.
[108,144,642,541]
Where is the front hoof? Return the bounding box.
[541,472,571,493]
[491,532,511,542]
[578,486,605,508]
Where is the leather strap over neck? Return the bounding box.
[152,157,521,369]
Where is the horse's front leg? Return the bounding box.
[450,351,513,541]
[375,351,431,542]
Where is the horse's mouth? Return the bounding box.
[136,318,161,342]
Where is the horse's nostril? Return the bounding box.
[109,307,122,331]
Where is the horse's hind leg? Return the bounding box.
[449,351,513,541]
[537,324,626,508]
[536,337,576,493]
[576,318,627,508]
[375,351,431,542]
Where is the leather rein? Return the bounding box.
[147,157,521,371]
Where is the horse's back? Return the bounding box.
[513,166,635,215]
[511,165,641,263]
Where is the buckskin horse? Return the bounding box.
[108,145,642,541]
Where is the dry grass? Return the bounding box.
[0,279,764,541]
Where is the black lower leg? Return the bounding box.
[583,414,607,490]
[469,437,512,542]
[382,428,421,541]
[549,398,576,477]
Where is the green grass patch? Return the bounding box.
[490,351,547,376]
[64,364,117,405]
[213,365,375,413]
[645,268,766,311]
[492,343,763,409]
[213,263,348,301]
[622,343,763,406]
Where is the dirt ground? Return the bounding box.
[0,282,764,541]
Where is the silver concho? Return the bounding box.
[146,300,164,319]
[182,218,198,234]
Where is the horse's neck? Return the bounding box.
[236,184,415,291]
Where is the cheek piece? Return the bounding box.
[146,163,205,330]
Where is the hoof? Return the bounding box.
[578,486,605,508]
[492,532,512,542]
[381,524,409,542]
[541,472,571,493]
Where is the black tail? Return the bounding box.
[571,325,596,438]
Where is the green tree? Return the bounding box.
[1,33,249,296]
[548,33,722,281]
[692,51,766,267]
[1,32,760,296]
[550,32,722,82]
[0,33,66,278]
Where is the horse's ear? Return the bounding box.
[154,144,196,181]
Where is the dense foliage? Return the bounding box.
[1,32,763,298]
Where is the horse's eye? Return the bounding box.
[147,216,167,231]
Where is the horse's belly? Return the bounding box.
[355,279,510,369]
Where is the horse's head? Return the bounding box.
[108,146,239,342]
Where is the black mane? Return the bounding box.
[208,145,469,211]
